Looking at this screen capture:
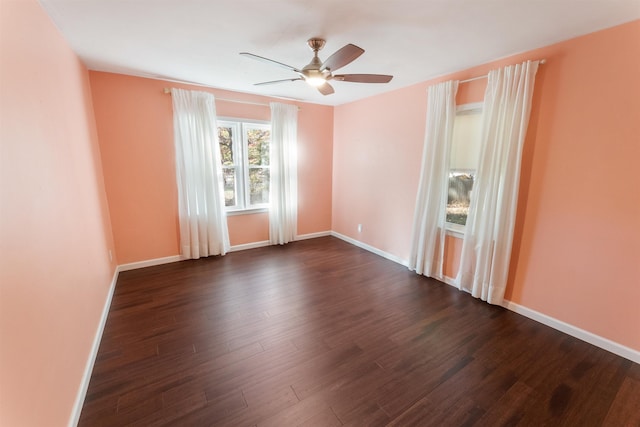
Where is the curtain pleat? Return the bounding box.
[269,102,298,245]
[171,88,230,259]
[456,60,539,304]
[408,80,459,277]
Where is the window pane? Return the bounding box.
[450,111,482,170]
[248,167,269,205]
[447,106,482,227]
[222,167,236,207]
[218,126,234,166]
[446,172,474,225]
[247,128,270,166]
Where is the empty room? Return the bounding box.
[1,0,639,425]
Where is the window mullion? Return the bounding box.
[241,124,249,209]
[234,122,245,210]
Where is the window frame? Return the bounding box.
[445,102,483,236]
[217,118,271,215]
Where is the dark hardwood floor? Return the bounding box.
[79,237,639,426]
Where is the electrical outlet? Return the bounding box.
[357,224,363,233]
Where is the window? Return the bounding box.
[217,119,271,212]
[446,104,483,229]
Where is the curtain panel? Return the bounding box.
[456,60,540,304]
[409,80,459,277]
[269,102,298,245]
[171,88,230,259]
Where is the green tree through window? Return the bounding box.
[217,120,270,210]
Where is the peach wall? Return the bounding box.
[506,21,640,350]
[0,0,116,425]
[332,20,640,351]
[442,235,464,279]
[89,73,180,263]
[90,72,333,263]
[333,85,425,257]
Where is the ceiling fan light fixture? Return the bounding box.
[305,76,326,87]
[301,67,327,87]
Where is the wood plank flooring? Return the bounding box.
[79,237,639,426]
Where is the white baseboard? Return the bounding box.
[118,255,184,272]
[227,231,332,251]
[502,300,640,364]
[331,231,409,267]
[118,233,332,265]
[229,240,270,252]
[69,267,119,427]
[296,231,332,241]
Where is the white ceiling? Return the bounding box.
[39,0,640,106]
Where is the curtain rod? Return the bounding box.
[460,59,546,84]
[163,88,271,107]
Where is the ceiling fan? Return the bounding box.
[240,38,393,96]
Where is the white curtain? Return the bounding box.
[171,88,230,259]
[456,60,540,304]
[409,80,459,276]
[269,102,298,245]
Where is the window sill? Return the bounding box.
[445,223,465,239]
[226,207,268,216]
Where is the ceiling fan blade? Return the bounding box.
[321,44,364,72]
[333,74,393,83]
[254,78,304,86]
[317,82,335,96]
[240,52,302,73]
